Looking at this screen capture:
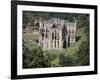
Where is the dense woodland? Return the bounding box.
[23,11,90,68]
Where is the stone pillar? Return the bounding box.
[43,28,46,50]
[39,33,42,46]
[39,24,42,46]
[56,31,58,49]
[59,30,62,50]
[66,34,68,48]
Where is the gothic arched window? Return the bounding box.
[42,33,44,40]
[36,22,40,27]
[46,34,48,38]
[52,24,56,28]
[55,31,56,40]
[52,32,54,40]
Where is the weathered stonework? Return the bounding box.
[26,18,76,50]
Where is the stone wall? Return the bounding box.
[38,18,76,50]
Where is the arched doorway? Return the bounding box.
[63,40,66,48]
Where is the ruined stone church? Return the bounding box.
[26,18,76,50]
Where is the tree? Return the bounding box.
[23,43,50,68]
[76,40,89,66]
[59,54,77,66]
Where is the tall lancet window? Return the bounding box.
[55,31,56,40]
[52,32,54,40]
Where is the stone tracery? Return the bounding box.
[25,18,76,50]
[38,18,76,50]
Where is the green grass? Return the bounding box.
[23,33,40,41]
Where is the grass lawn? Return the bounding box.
[23,33,40,41]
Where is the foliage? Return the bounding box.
[23,11,89,29]
[76,40,89,66]
[23,42,50,68]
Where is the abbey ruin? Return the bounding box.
[25,18,76,50]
